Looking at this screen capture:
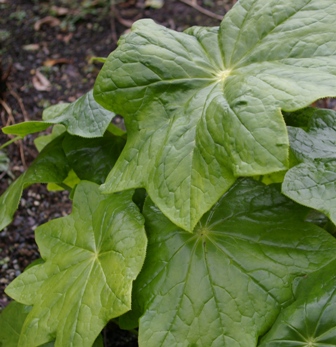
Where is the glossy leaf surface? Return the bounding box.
[2,90,115,138]
[259,259,336,346]
[5,181,147,347]
[94,0,336,231]
[132,179,336,347]
[282,108,336,225]
[0,135,69,231]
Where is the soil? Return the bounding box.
[0,0,236,345]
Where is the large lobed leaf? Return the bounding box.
[282,108,336,225]
[128,179,336,347]
[259,259,336,346]
[5,181,147,347]
[94,0,336,231]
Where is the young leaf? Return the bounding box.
[43,90,115,137]
[2,121,52,137]
[259,259,336,346]
[132,179,336,347]
[0,135,69,231]
[2,90,115,138]
[5,181,147,347]
[282,108,336,225]
[94,0,336,231]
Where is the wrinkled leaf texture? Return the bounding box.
[127,179,336,347]
[283,108,336,225]
[94,0,336,231]
[259,258,336,346]
[2,90,115,138]
[5,181,147,347]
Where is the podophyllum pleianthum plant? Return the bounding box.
[1,0,336,346]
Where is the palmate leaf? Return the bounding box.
[2,90,115,138]
[130,179,336,347]
[94,0,336,231]
[282,108,336,225]
[259,259,336,346]
[5,181,147,347]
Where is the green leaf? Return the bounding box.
[34,124,66,152]
[131,179,336,347]
[282,108,336,225]
[0,302,31,347]
[0,135,69,231]
[259,259,336,346]
[0,150,13,178]
[94,0,336,231]
[2,121,52,137]
[62,132,125,184]
[46,169,80,191]
[43,90,115,137]
[5,181,147,347]
[0,301,104,347]
[2,90,115,138]
[283,161,336,226]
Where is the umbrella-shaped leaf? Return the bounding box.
[132,179,336,347]
[5,181,147,347]
[259,258,336,346]
[282,108,336,225]
[0,135,69,231]
[94,0,336,231]
[3,90,115,138]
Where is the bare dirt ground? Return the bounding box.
[0,0,236,345]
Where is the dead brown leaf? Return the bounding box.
[56,33,73,44]
[32,70,51,91]
[22,44,40,51]
[34,16,61,31]
[43,58,72,67]
[51,6,70,16]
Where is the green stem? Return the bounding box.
[0,136,23,150]
[56,182,73,192]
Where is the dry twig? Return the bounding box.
[9,87,29,122]
[178,0,224,21]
